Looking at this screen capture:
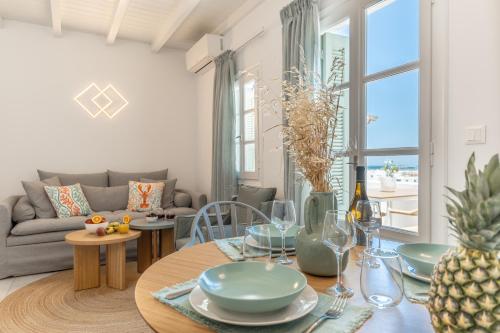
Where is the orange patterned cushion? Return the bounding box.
[44,183,92,218]
[127,181,164,211]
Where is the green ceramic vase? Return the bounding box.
[296,192,348,276]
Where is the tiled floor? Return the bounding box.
[0,272,55,302]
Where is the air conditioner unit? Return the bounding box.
[186,34,223,73]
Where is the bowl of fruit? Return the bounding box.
[84,215,109,235]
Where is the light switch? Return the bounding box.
[465,125,486,145]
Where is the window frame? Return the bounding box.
[234,66,260,181]
[320,0,432,243]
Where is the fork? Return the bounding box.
[303,295,348,333]
[228,241,243,255]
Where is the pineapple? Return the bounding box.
[428,153,500,333]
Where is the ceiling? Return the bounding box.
[0,0,253,50]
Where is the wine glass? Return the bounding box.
[321,210,357,297]
[271,200,296,265]
[360,248,404,308]
[242,225,271,261]
[353,200,382,251]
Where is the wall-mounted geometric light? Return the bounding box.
[74,83,128,119]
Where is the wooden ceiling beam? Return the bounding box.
[50,0,62,36]
[151,0,200,52]
[107,0,131,44]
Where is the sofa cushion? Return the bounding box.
[11,216,87,236]
[108,169,168,187]
[165,207,196,217]
[176,237,197,250]
[112,210,149,220]
[12,196,36,223]
[174,191,192,208]
[7,230,73,247]
[10,211,139,236]
[141,178,177,209]
[37,170,108,187]
[22,176,61,218]
[44,183,93,218]
[81,185,128,212]
[127,181,164,211]
[236,185,276,224]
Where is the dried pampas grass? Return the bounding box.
[281,49,346,193]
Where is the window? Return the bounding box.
[321,0,431,242]
[234,70,259,180]
[321,18,350,211]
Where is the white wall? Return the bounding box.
[194,65,215,198]
[447,0,500,188]
[0,21,198,199]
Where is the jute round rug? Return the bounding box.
[0,262,153,333]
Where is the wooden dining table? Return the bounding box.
[134,242,434,333]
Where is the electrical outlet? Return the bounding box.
[465,125,486,145]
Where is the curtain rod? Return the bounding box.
[233,27,265,53]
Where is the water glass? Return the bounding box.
[242,225,271,261]
[360,248,404,308]
[353,200,382,250]
[321,210,357,297]
[271,200,296,265]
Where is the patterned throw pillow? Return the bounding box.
[44,183,92,218]
[127,181,164,211]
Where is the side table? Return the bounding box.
[65,229,141,291]
[130,219,175,273]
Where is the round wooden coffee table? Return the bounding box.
[65,229,141,291]
[130,218,175,273]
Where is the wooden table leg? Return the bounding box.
[152,230,159,262]
[73,245,100,291]
[160,228,175,257]
[137,230,152,273]
[106,242,126,290]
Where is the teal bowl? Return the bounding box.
[397,243,453,276]
[198,261,307,313]
[249,224,300,248]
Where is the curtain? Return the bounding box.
[211,50,237,201]
[280,0,320,218]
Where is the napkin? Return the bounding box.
[403,274,430,304]
[386,257,430,304]
[159,279,198,300]
[153,283,373,333]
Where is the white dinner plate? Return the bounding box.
[245,235,295,252]
[189,285,318,326]
[387,258,431,283]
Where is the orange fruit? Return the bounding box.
[122,215,131,224]
[91,215,103,224]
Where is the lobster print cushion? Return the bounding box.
[127,181,165,212]
[44,183,92,218]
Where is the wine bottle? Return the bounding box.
[349,166,368,246]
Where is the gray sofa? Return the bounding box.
[0,169,207,279]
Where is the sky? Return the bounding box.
[326,0,420,168]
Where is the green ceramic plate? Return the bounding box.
[198,261,307,313]
[249,224,300,248]
[396,243,453,277]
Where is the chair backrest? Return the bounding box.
[185,201,271,248]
